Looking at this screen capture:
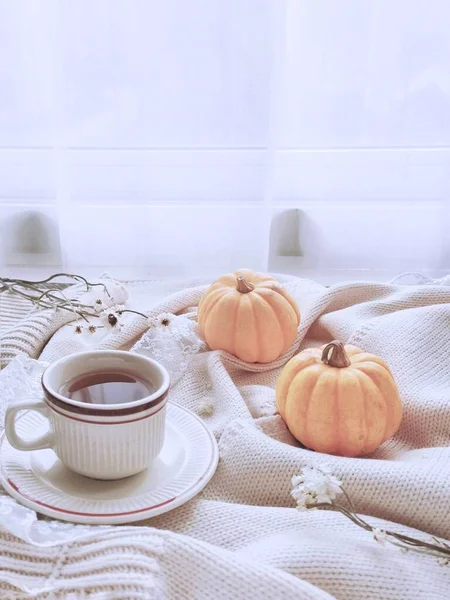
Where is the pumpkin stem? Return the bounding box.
[236,276,255,294]
[321,340,351,368]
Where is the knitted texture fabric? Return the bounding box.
[1,275,450,599]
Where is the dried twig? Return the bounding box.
[0,273,147,325]
[291,467,450,565]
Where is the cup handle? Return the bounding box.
[5,399,54,451]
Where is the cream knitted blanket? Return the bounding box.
[1,274,450,599]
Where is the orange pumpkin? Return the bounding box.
[198,268,300,363]
[276,341,402,457]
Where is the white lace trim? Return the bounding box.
[389,272,450,286]
[132,312,206,386]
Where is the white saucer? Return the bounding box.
[0,402,218,525]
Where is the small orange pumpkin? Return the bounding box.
[276,341,402,457]
[198,268,300,363]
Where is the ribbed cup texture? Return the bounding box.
[52,406,166,479]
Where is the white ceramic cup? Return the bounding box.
[5,350,170,480]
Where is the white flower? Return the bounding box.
[291,474,304,488]
[372,528,388,545]
[198,401,214,418]
[100,307,123,330]
[150,312,175,329]
[291,488,317,510]
[290,467,342,509]
[93,298,104,313]
[438,557,450,566]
